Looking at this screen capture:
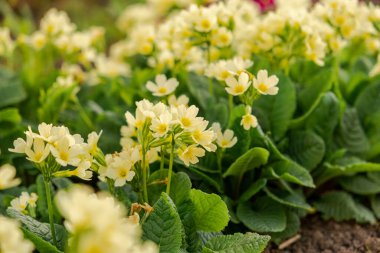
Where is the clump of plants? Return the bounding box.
[1,0,380,252]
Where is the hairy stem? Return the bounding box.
[44,179,58,246]
[166,136,175,195]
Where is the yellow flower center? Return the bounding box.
[220,139,229,147]
[200,19,211,30]
[35,152,43,161]
[234,84,245,94]
[59,151,69,162]
[181,117,192,127]
[192,130,202,142]
[220,70,230,80]
[157,123,168,134]
[118,168,128,178]
[258,83,268,93]
[158,86,168,94]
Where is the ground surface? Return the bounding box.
[265,216,380,253]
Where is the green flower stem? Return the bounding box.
[166,135,175,195]
[107,178,115,196]
[142,148,149,203]
[160,146,165,177]
[44,178,58,246]
[228,95,234,118]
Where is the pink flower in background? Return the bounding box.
[253,0,276,12]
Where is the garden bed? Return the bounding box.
[266,216,380,253]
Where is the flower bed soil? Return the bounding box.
[265,216,380,253]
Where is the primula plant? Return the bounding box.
[1,0,380,252]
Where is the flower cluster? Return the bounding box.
[100,98,219,189]
[9,123,101,181]
[10,192,38,215]
[0,216,34,253]
[55,186,158,253]
[0,164,21,190]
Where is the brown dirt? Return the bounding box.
[265,216,380,253]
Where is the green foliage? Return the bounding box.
[7,208,67,251]
[254,74,296,141]
[287,131,325,171]
[142,193,183,253]
[223,148,269,177]
[237,197,286,233]
[314,191,376,223]
[189,189,229,232]
[0,69,26,108]
[202,232,270,253]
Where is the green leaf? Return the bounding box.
[142,193,183,253]
[335,108,370,156]
[254,74,296,141]
[287,131,325,171]
[338,175,380,195]
[290,92,340,143]
[189,189,229,232]
[316,161,380,185]
[177,199,201,252]
[269,211,300,245]
[184,72,213,109]
[226,105,251,158]
[237,197,286,233]
[239,179,267,203]
[223,148,269,177]
[202,232,270,253]
[22,228,63,253]
[355,76,380,123]
[169,172,192,205]
[298,68,334,111]
[370,195,380,219]
[314,191,376,223]
[6,208,67,250]
[38,84,77,123]
[0,108,22,124]
[264,187,312,210]
[0,69,27,108]
[271,160,315,188]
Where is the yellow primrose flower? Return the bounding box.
[241,106,258,130]
[0,164,21,190]
[225,72,251,96]
[146,74,179,97]
[253,70,279,95]
[178,145,206,166]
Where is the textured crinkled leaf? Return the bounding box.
[338,175,380,195]
[21,228,63,253]
[202,232,270,253]
[223,148,269,177]
[290,92,340,143]
[335,108,370,155]
[298,68,334,111]
[370,195,380,219]
[287,131,325,171]
[237,197,286,233]
[254,74,296,141]
[189,189,229,232]
[316,161,380,185]
[142,193,183,252]
[355,76,380,123]
[239,179,267,203]
[314,191,376,224]
[6,208,67,250]
[264,187,312,210]
[271,160,315,188]
[0,69,26,108]
[269,211,300,245]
